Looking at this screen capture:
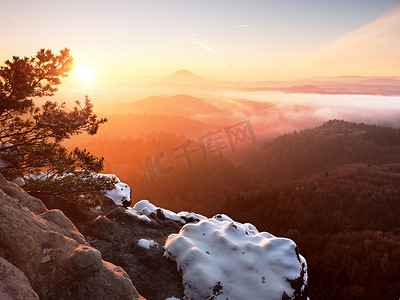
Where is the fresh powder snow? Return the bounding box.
[126,208,152,222]
[98,174,131,206]
[137,239,158,249]
[164,214,308,300]
[131,200,207,224]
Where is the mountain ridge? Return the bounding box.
[159,69,210,84]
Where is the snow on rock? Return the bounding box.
[132,200,184,223]
[131,200,207,224]
[165,215,308,300]
[177,211,207,223]
[24,172,132,207]
[126,208,152,222]
[138,238,158,249]
[24,172,50,181]
[98,174,132,207]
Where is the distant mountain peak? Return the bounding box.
[160,69,209,83]
[173,69,193,75]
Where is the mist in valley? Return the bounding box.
[3,1,400,298]
[60,72,400,299]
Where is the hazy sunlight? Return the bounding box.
[2,2,400,299]
[75,64,96,83]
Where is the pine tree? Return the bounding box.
[0,48,115,207]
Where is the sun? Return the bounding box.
[75,64,96,83]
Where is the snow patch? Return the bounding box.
[98,174,131,206]
[126,208,152,222]
[24,172,132,207]
[165,216,307,300]
[178,211,207,222]
[131,200,206,224]
[138,239,158,249]
[24,172,48,181]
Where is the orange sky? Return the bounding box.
[1,1,400,85]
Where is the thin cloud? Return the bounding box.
[185,32,215,53]
[193,41,215,53]
[231,24,250,28]
[299,6,400,75]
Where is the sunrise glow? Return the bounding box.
[2,2,400,299]
[1,1,399,83]
[75,65,96,83]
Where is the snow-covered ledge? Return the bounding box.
[164,214,308,300]
[127,199,308,300]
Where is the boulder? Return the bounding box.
[0,174,143,300]
[29,192,101,234]
[0,174,47,214]
[43,245,142,300]
[0,257,39,300]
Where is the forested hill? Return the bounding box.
[222,120,400,299]
[222,163,400,299]
[62,117,400,299]
[248,119,400,182]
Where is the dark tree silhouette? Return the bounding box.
[0,48,115,207]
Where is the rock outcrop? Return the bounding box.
[0,256,39,300]
[29,192,102,235]
[86,207,185,300]
[33,196,187,300]
[86,200,309,300]
[1,173,308,300]
[0,174,143,300]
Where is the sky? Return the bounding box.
[1,0,400,81]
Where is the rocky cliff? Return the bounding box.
[0,174,144,300]
[0,174,308,300]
